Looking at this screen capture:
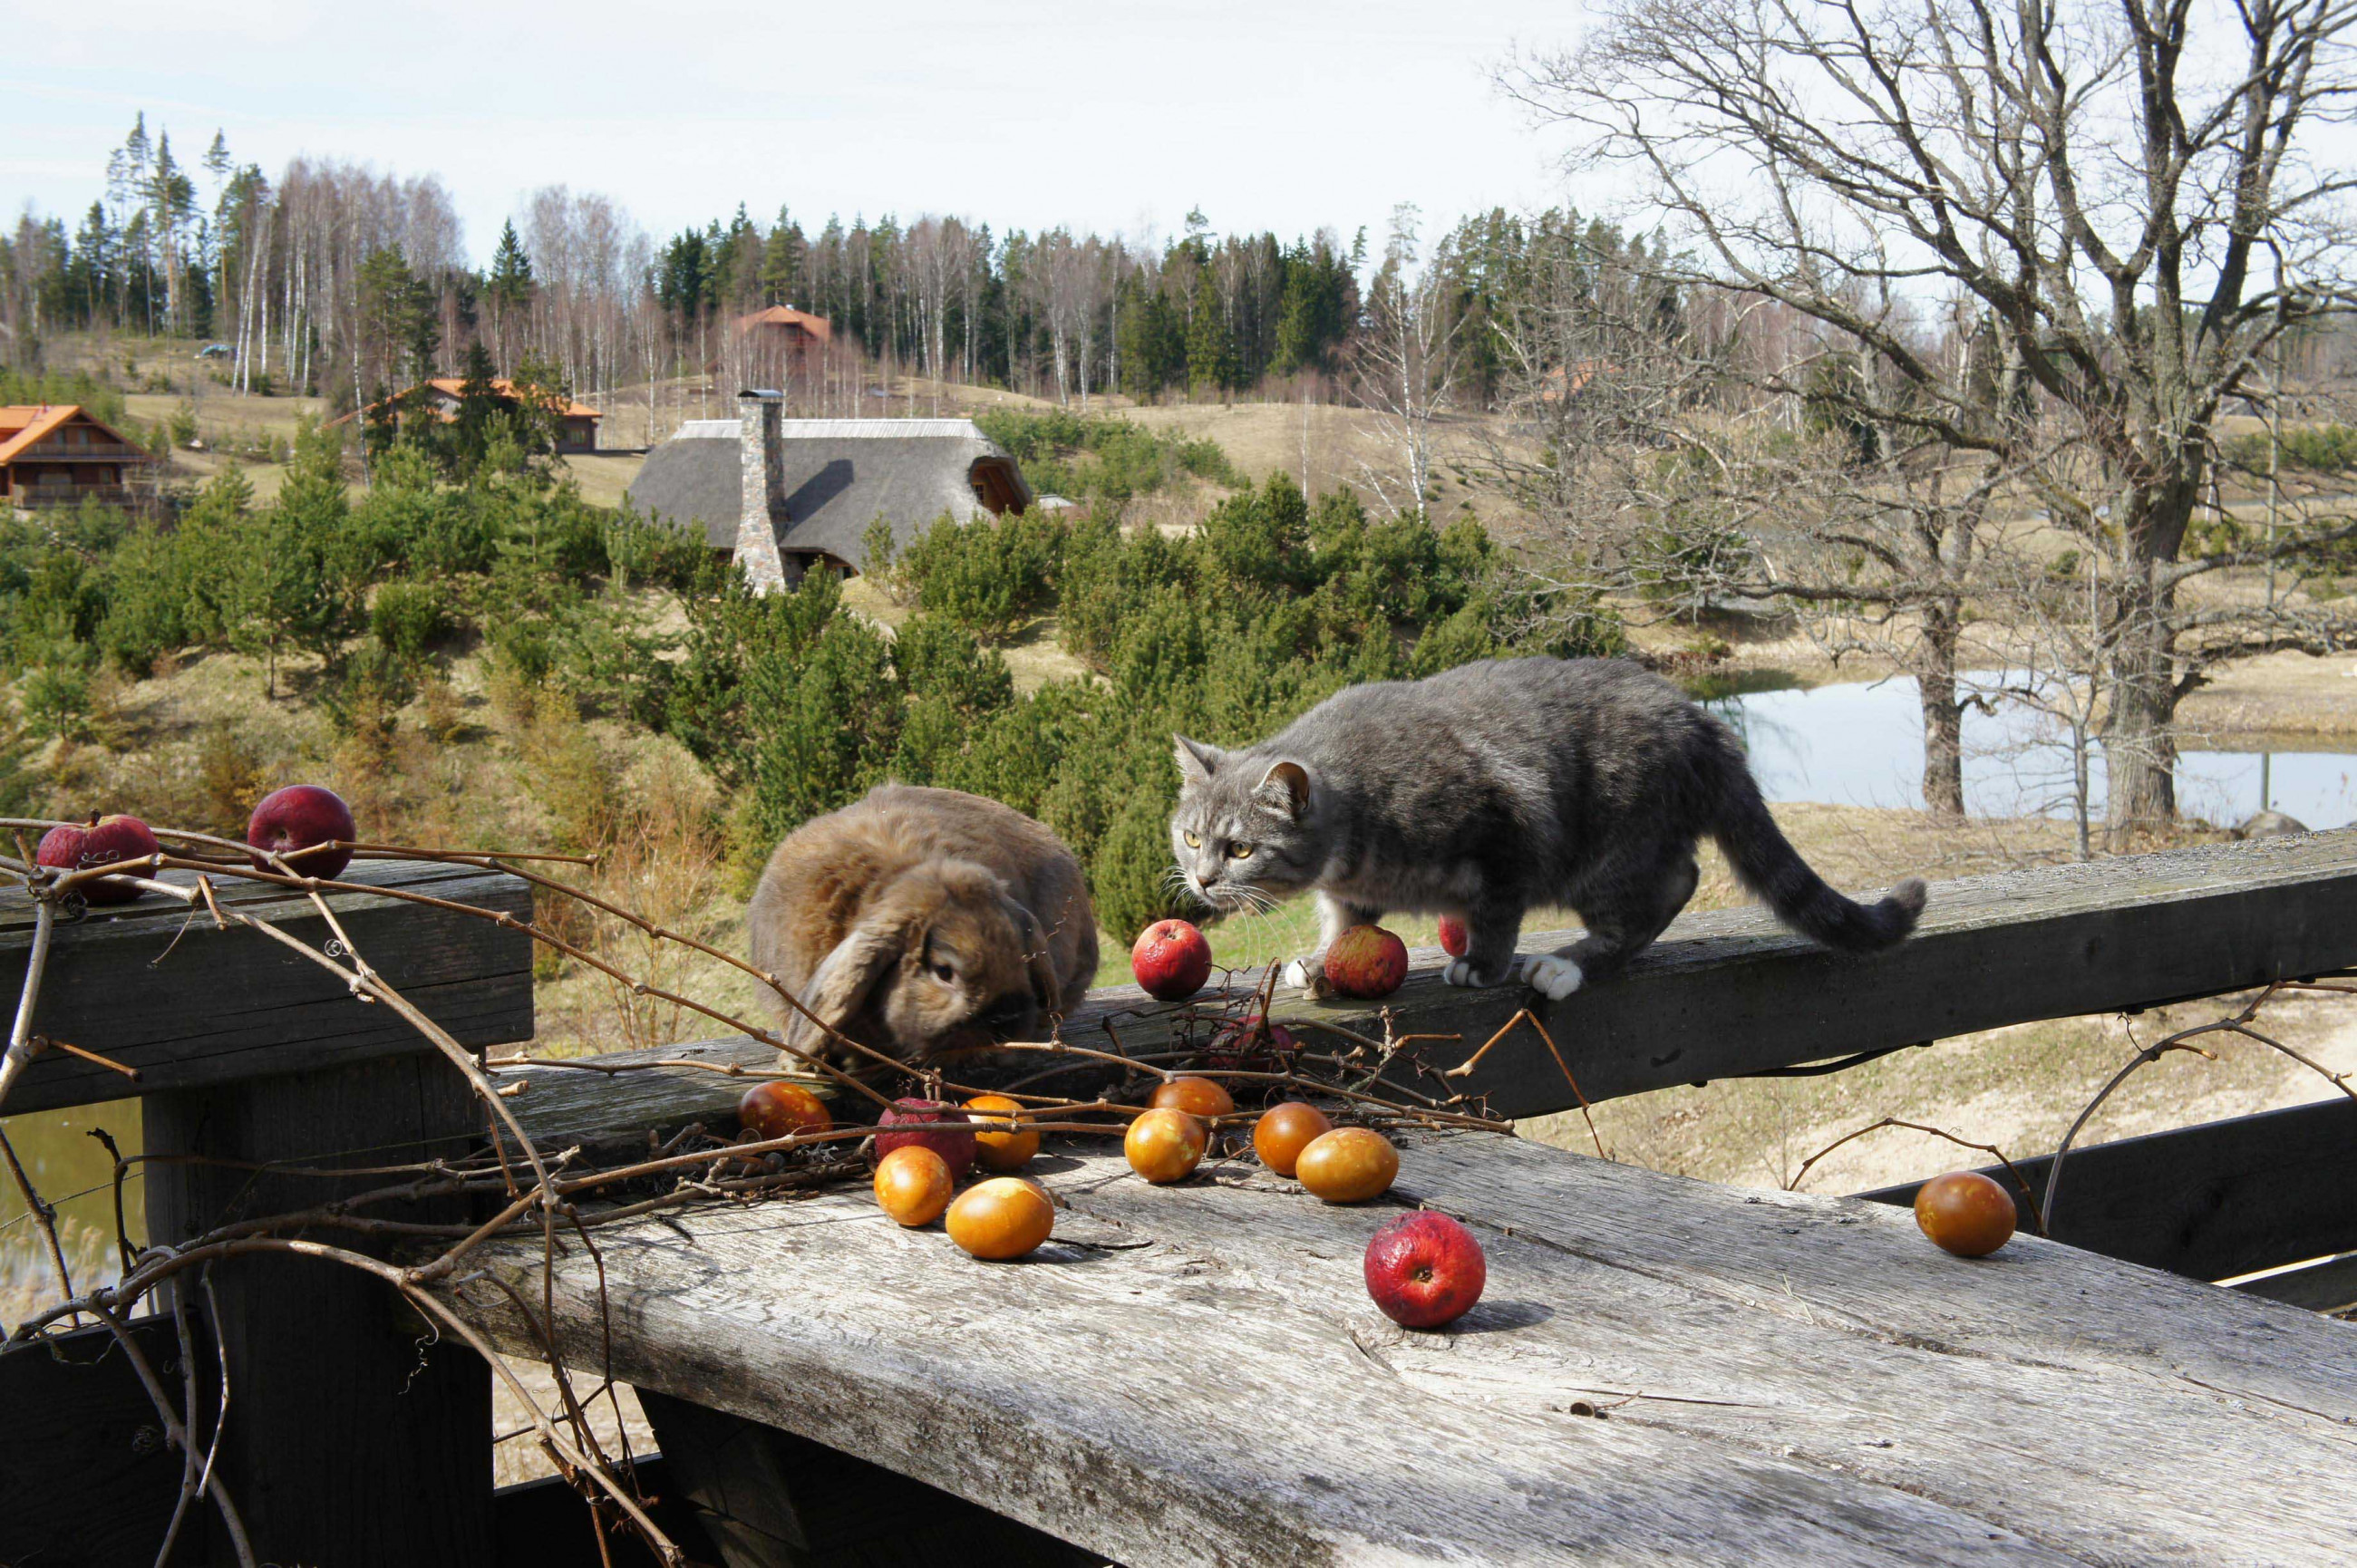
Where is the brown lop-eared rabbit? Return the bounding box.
[747,785,1098,1069]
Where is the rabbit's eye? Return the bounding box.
[932,963,956,984]
[1183,830,1200,848]
[1227,842,1254,859]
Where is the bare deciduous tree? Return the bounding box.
[1353,204,1467,518]
[1508,0,2357,837]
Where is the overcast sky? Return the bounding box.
[5,0,1591,264]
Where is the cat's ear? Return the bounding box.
[1256,760,1313,819]
[1172,734,1226,787]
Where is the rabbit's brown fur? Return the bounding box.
[747,785,1098,1068]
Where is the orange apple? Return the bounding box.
[1295,1126,1399,1203]
[965,1094,1041,1171]
[1125,1107,1207,1185]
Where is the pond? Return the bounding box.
[1,1096,142,1310]
[1709,673,2357,830]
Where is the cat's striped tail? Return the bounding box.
[1711,775,1926,953]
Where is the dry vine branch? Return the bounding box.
[0,825,1523,1564]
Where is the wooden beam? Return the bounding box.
[499,833,2357,1146]
[1853,1096,2357,1281]
[0,1312,210,1566]
[147,1052,499,1565]
[439,1133,2357,1566]
[1062,828,2357,1119]
[3,859,534,1114]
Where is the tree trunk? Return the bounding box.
[2104,563,2178,841]
[1917,599,1965,818]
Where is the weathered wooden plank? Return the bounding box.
[439,1132,2357,1567]
[147,1050,494,1565]
[502,832,2357,1147]
[0,1312,211,1567]
[502,1034,780,1155]
[1256,828,2357,1117]
[4,858,535,1114]
[1854,1096,2357,1281]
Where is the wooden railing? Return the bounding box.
[5,834,2355,1565]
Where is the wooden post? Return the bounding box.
[0,860,532,1566]
[146,1055,493,1564]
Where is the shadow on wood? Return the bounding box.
[636,1387,1111,1568]
[0,1313,214,1567]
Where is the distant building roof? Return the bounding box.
[0,404,141,466]
[333,378,601,427]
[421,378,602,421]
[626,417,1030,570]
[733,306,834,344]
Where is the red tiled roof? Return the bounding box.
[0,405,141,466]
[733,306,834,344]
[420,378,601,420]
[333,378,602,427]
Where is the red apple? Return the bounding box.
[1363,1211,1487,1329]
[1438,916,1469,958]
[875,1099,977,1175]
[37,815,160,905]
[1131,918,1212,1001]
[247,785,358,880]
[1325,925,1409,999]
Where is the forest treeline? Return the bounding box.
[0,115,1664,422]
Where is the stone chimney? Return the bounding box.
[734,389,791,593]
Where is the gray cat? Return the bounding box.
[1169,657,1925,999]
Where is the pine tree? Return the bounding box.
[486,220,535,373]
[760,208,807,307]
[451,340,501,475]
[1185,272,1235,398]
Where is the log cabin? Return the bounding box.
[0,404,146,510]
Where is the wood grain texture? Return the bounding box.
[5,858,535,1114]
[147,1051,494,1565]
[438,1132,2357,1567]
[0,1313,209,1567]
[502,1034,781,1154]
[1854,1096,2357,1281]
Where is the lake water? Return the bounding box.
[1712,673,2357,829]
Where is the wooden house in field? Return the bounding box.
[732,306,833,360]
[0,405,146,510]
[339,378,603,453]
[626,392,1029,592]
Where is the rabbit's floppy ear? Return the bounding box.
[783,915,904,1057]
[1003,895,1064,1019]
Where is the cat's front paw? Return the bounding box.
[1281,957,1321,990]
[1518,954,1586,1001]
[1442,958,1516,988]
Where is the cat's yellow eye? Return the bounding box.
[1227,843,1254,858]
[1183,831,1200,848]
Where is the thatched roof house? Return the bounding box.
[626,397,1030,590]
